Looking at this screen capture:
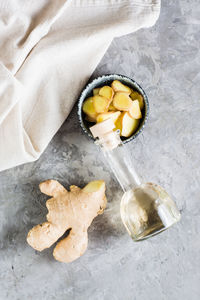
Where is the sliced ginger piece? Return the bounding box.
[85,115,96,122]
[120,112,140,137]
[129,100,142,119]
[82,97,97,121]
[113,92,132,111]
[108,101,117,111]
[93,88,100,96]
[93,95,109,113]
[83,180,104,193]
[99,86,114,101]
[27,180,107,263]
[115,114,123,133]
[96,111,121,124]
[111,80,132,94]
[130,91,144,110]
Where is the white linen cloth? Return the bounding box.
[0,0,160,171]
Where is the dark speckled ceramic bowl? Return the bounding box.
[77,74,149,144]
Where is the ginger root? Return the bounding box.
[27,180,107,263]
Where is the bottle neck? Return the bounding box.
[96,131,141,192]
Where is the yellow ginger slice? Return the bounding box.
[85,115,96,122]
[115,114,122,133]
[96,111,121,124]
[93,88,100,96]
[83,180,105,194]
[129,100,142,119]
[27,180,107,263]
[130,91,144,110]
[113,92,132,111]
[116,112,140,137]
[111,80,132,94]
[82,97,97,121]
[108,101,117,111]
[99,86,114,101]
[93,95,109,113]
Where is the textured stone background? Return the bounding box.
[0,0,200,299]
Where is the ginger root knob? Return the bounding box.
[27,180,107,263]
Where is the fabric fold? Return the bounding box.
[0,0,160,171]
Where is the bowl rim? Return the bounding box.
[77,74,149,144]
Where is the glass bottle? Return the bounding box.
[90,119,181,241]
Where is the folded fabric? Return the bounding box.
[0,0,160,171]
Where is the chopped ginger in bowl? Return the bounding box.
[78,74,149,144]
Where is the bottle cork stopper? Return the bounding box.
[90,119,115,138]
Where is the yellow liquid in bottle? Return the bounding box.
[120,183,181,241]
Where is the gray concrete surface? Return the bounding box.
[0,0,200,299]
